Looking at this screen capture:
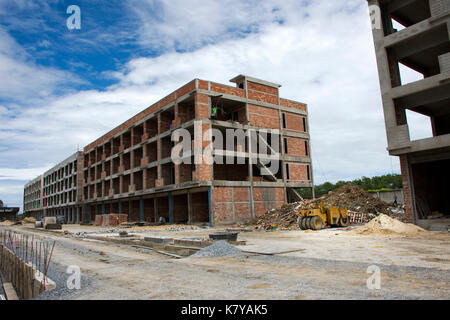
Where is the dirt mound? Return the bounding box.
[255,184,406,230]
[351,214,427,236]
[22,217,36,223]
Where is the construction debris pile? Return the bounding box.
[255,184,406,230]
[350,214,427,236]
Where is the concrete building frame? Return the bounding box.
[367,0,450,226]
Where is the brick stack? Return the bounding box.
[94,215,103,226]
[101,214,128,227]
[94,214,128,227]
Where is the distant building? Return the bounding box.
[0,201,20,221]
[23,152,82,223]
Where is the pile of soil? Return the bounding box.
[255,184,406,230]
[22,217,36,224]
[350,214,427,236]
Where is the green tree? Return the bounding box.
[297,174,403,199]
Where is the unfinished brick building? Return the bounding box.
[368,0,450,226]
[23,152,83,222]
[23,175,43,218]
[41,152,83,223]
[25,75,313,225]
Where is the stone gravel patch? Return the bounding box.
[190,241,241,258]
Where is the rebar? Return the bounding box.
[0,229,56,286]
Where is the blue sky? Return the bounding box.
[0,0,431,210]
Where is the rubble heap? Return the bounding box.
[350,214,426,236]
[255,184,406,230]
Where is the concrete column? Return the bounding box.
[187,191,193,224]
[154,197,159,222]
[128,200,132,220]
[131,148,135,169]
[247,130,255,219]
[139,197,143,222]
[168,193,173,224]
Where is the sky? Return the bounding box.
[0,0,432,210]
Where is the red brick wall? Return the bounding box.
[286,163,311,183]
[194,93,209,119]
[285,137,308,157]
[214,186,285,224]
[214,187,251,224]
[280,98,307,112]
[176,80,196,99]
[198,80,209,91]
[214,203,234,224]
[253,187,284,217]
[247,81,278,105]
[283,112,306,133]
[247,81,278,95]
[192,122,212,182]
[210,82,246,97]
[192,163,212,182]
[248,104,280,129]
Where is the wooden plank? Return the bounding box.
[3,282,19,300]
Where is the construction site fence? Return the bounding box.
[0,230,55,299]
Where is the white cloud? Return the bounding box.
[0,27,81,103]
[0,167,51,181]
[130,0,280,52]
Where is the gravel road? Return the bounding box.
[1,224,449,300]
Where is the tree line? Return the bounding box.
[298,174,403,198]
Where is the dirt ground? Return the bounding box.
[1,222,449,300]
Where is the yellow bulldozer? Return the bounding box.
[297,203,349,230]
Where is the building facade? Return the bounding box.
[41,152,83,223]
[23,175,43,218]
[24,75,313,225]
[368,0,450,225]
